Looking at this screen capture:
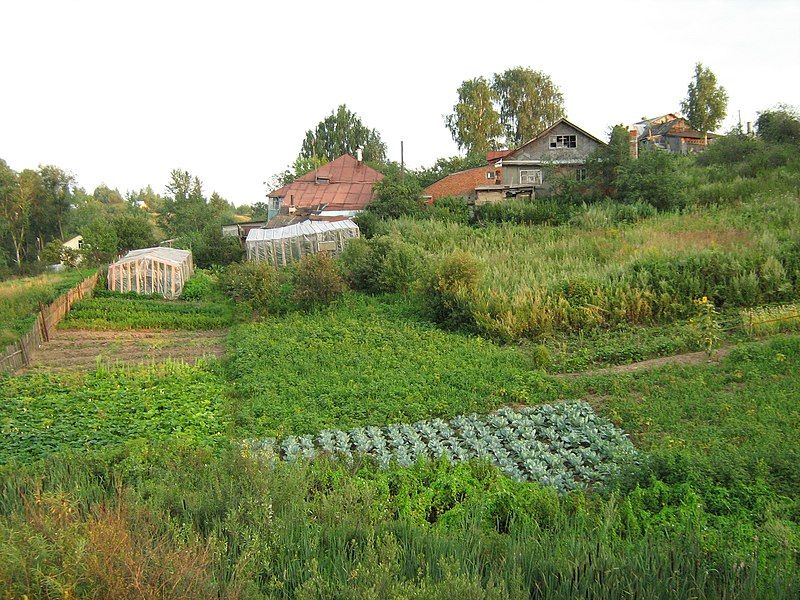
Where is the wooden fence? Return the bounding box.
[0,272,99,373]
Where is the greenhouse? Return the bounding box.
[246,219,360,266]
[107,247,194,299]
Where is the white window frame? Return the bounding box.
[486,171,495,180]
[549,135,577,149]
[519,169,542,185]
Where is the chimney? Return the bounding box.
[746,121,753,136]
[356,148,363,163]
[628,129,639,159]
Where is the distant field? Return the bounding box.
[0,270,93,347]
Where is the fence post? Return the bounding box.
[38,304,50,343]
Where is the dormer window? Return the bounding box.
[315,176,330,184]
[549,135,577,149]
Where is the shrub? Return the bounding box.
[570,200,656,228]
[341,234,424,294]
[180,270,217,301]
[473,198,572,226]
[218,261,281,315]
[421,251,481,328]
[616,148,689,211]
[177,223,243,268]
[426,196,471,224]
[367,175,425,219]
[292,253,346,308]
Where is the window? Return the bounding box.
[271,198,281,210]
[77,239,84,249]
[549,134,577,149]
[575,168,587,182]
[486,171,495,179]
[519,169,542,185]
[315,176,330,184]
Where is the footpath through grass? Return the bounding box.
[0,269,93,346]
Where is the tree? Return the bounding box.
[445,77,504,154]
[268,155,327,190]
[415,154,487,189]
[251,201,269,220]
[93,184,125,205]
[299,105,387,163]
[492,67,566,146]
[112,211,156,252]
[159,169,207,237]
[34,165,74,242]
[81,217,119,264]
[756,105,800,145]
[366,174,424,219]
[0,160,29,265]
[587,125,632,198]
[680,62,728,138]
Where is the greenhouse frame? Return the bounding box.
[246,219,360,266]
[107,247,194,299]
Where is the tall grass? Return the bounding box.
[0,269,93,346]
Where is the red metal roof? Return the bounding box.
[268,154,384,211]
[486,149,511,162]
[424,165,500,201]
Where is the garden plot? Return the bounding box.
[245,401,635,493]
[26,329,226,371]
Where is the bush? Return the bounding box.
[292,253,346,308]
[178,224,243,269]
[180,270,217,301]
[341,234,424,294]
[217,261,282,315]
[421,251,481,329]
[366,175,425,219]
[473,198,572,226]
[616,149,689,211]
[426,196,471,224]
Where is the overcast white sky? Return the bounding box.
[1,0,798,206]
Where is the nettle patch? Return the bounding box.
[245,402,636,493]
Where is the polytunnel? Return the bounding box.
[245,219,360,266]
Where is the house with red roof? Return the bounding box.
[267,154,384,218]
[423,150,510,205]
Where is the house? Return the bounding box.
[498,118,605,198]
[266,154,384,219]
[422,152,509,204]
[61,235,84,265]
[632,114,717,154]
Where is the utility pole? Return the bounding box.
[400,141,404,180]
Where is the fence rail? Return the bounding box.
[0,272,99,373]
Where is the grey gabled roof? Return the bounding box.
[113,247,192,267]
[503,118,607,161]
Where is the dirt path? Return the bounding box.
[559,346,732,378]
[25,329,227,372]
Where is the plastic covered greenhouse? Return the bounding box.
[246,219,360,266]
[107,247,194,299]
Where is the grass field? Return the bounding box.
[0,269,93,346]
[0,334,797,596]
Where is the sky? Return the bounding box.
[1,0,798,206]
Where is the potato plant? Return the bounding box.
[246,401,635,493]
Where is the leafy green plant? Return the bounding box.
[689,296,723,355]
[293,253,346,308]
[62,296,235,330]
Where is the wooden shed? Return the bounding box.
[107,247,194,299]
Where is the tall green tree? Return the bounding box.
[445,77,504,154]
[159,170,207,237]
[756,105,800,145]
[33,165,74,242]
[492,67,566,146]
[299,105,387,163]
[680,62,728,137]
[0,160,29,265]
[587,125,632,198]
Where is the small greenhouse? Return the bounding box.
[107,247,194,299]
[246,219,360,266]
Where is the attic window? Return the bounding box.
[315,176,330,184]
[549,135,577,149]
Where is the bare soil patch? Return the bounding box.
[25,329,226,372]
[560,347,731,378]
